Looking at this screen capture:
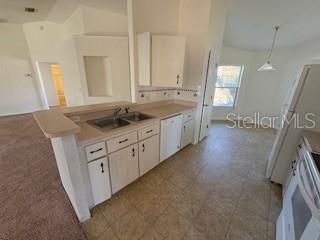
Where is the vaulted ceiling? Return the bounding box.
[0,0,127,24]
[224,0,320,50]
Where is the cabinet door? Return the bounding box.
[137,32,151,86]
[152,35,186,87]
[181,120,194,149]
[88,157,111,206]
[160,115,183,162]
[139,135,160,176]
[109,144,139,193]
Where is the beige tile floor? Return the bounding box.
[83,121,282,240]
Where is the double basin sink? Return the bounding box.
[87,112,154,131]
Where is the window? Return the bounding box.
[213,65,243,107]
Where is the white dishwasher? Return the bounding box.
[160,114,183,162]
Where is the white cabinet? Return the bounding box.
[152,35,186,87]
[88,157,111,206]
[85,142,107,162]
[137,32,186,87]
[138,123,160,141]
[137,32,151,86]
[109,144,139,193]
[160,115,183,162]
[139,135,160,176]
[181,120,194,149]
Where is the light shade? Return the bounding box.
[258,61,276,71]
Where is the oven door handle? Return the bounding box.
[297,159,320,215]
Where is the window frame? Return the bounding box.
[212,65,244,109]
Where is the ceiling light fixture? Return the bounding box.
[258,26,280,71]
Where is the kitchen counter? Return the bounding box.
[303,130,320,154]
[76,102,196,145]
[33,100,197,144]
[34,101,132,138]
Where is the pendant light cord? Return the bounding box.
[267,26,280,60]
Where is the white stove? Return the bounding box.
[277,143,320,240]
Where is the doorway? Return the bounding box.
[50,64,66,107]
[37,62,67,108]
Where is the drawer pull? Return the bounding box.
[100,163,104,173]
[142,144,145,152]
[119,139,129,144]
[132,148,135,157]
[291,160,297,169]
[146,130,153,134]
[90,148,103,154]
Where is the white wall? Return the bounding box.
[82,6,128,35]
[132,0,179,34]
[212,37,320,123]
[74,36,131,105]
[177,0,211,89]
[212,46,293,121]
[23,21,67,63]
[0,24,41,116]
[22,6,130,108]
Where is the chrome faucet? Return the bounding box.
[113,107,122,117]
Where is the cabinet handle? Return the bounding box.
[100,163,104,173]
[132,148,135,157]
[142,144,145,152]
[291,160,297,169]
[176,75,180,85]
[90,148,103,154]
[146,130,153,134]
[184,126,186,132]
[119,139,128,144]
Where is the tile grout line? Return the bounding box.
[222,169,251,240]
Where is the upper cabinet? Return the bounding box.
[137,32,186,87]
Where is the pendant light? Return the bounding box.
[258,26,280,71]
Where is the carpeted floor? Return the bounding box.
[0,114,87,240]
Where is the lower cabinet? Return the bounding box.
[181,120,194,149]
[109,144,139,193]
[88,157,112,206]
[139,135,160,176]
[160,115,183,162]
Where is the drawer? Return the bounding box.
[85,142,107,162]
[107,131,138,153]
[182,111,194,123]
[138,123,160,140]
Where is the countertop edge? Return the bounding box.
[34,100,197,139]
[33,110,81,138]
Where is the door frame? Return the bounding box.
[198,51,211,141]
